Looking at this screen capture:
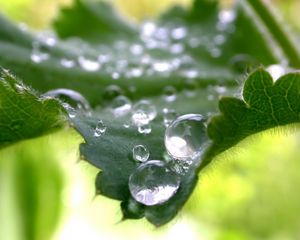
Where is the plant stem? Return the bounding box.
[246,0,300,68]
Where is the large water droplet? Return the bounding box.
[43,88,91,118]
[128,160,180,206]
[165,114,208,161]
[132,145,150,162]
[94,120,106,137]
[132,100,157,127]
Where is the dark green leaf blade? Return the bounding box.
[202,68,300,169]
[0,68,65,148]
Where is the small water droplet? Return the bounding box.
[183,78,198,97]
[152,61,172,73]
[163,108,177,127]
[111,72,120,80]
[171,26,187,40]
[78,56,100,72]
[132,145,150,162]
[163,86,177,102]
[132,100,157,127]
[109,95,132,117]
[165,114,208,162]
[94,120,106,137]
[170,43,184,54]
[60,58,75,68]
[128,160,180,206]
[30,43,49,63]
[130,44,144,55]
[138,123,152,134]
[102,85,123,103]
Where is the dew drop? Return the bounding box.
[132,100,157,127]
[183,78,198,97]
[109,95,132,117]
[132,145,150,162]
[78,56,100,72]
[94,120,106,137]
[163,108,177,127]
[60,58,75,68]
[43,88,91,117]
[171,26,187,40]
[102,85,123,103]
[163,86,177,102]
[165,114,208,161]
[138,123,152,134]
[30,43,49,63]
[128,160,180,206]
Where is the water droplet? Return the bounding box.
[102,85,123,103]
[37,31,57,47]
[152,61,172,73]
[163,108,177,127]
[210,48,222,58]
[213,34,226,45]
[163,86,177,102]
[78,56,100,72]
[111,72,120,80]
[132,100,157,127]
[218,9,236,24]
[130,44,144,55]
[266,64,286,80]
[170,43,184,54]
[183,78,198,97]
[43,88,91,117]
[141,21,156,37]
[171,26,187,40]
[138,123,152,134]
[109,95,132,117]
[128,160,180,206]
[132,145,150,162]
[127,68,143,78]
[60,58,75,68]
[167,158,193,175]
[165,114,208,161]
[30,43,49,63]
[94,120,106,137]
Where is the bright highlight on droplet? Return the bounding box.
[128,160,180,206]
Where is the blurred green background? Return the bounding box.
[1,0,300,240]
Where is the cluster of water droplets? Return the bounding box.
[33,10,242,208]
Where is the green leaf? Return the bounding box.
[0,68,64,148]
[53,0,137,43]
[0,0,299,227]
[201,68,300,169]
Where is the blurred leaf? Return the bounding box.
[0,68,64,148]
[0,133,64,240]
